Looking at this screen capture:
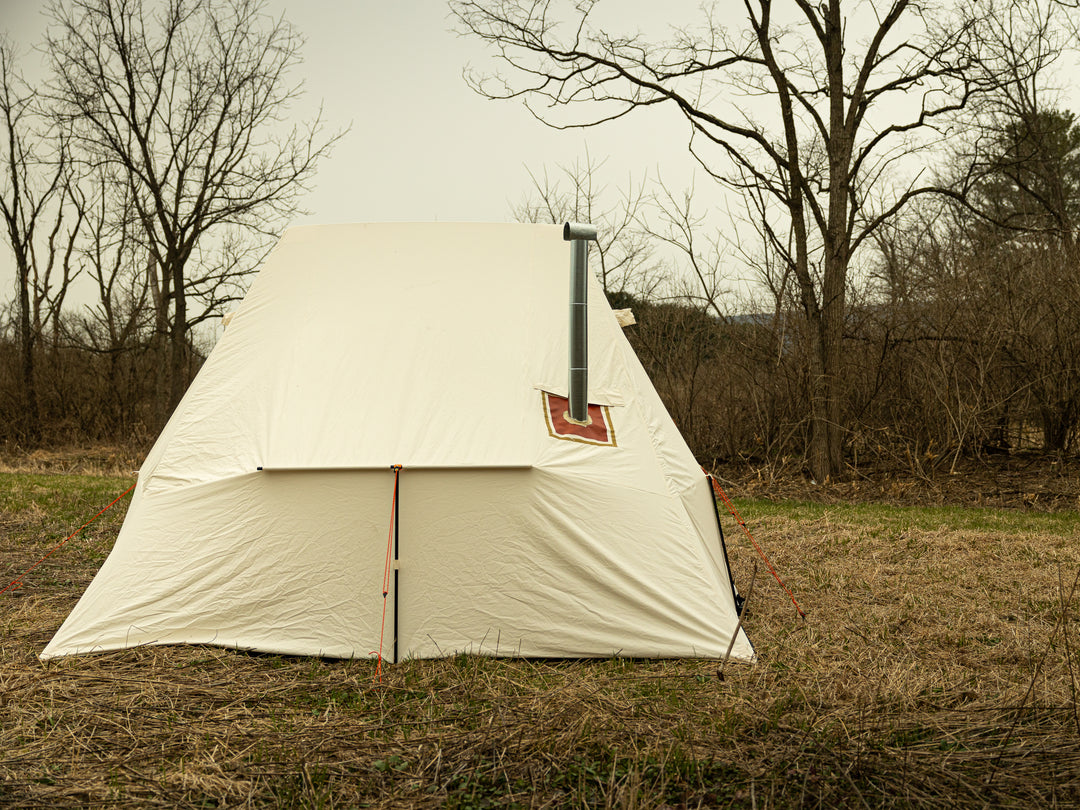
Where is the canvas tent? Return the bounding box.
[42,223,754,663]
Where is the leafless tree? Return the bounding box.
[63,163,156,429]
[454,0,1001,480]
[644,181,731,320]
[933,0,1080,452]
[512,153,661,300]
[46,0,341,423]
[1,38,82,440]
[954,0,1072,224]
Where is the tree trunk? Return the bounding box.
[146,253,171,429]
[810,0,851,483]
[805,306,844,483]
[1040,402,1076,454]
[16,258,39,440]
[167,261,188,416]
[812,233,849,482]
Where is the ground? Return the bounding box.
[3,445,1080,806]
[716,452,1080,512]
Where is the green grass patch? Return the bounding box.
[732,496,1080,536]
[1,472,134,538]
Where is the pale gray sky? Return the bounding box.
[4,1,1079,314]
[273,0,698,224]
[0,0,706,310]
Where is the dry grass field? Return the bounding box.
[4,454,1080,807]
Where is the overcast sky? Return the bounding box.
[0,0,702,303]
[3,0,1079,314]
[265,0,700,226]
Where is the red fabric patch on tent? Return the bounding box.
[542,392,616,447]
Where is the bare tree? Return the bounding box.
[46,0,341,423]
[453,0,997,480]
[944,107,1080,453]
[512,153,661,300]
[932,0,1080,452]
[645,181,730,319]
[64,162,156,431]
[0,38,81,440]
[954,0,1073,226]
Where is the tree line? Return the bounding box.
[461,0,1080,479]
[1,0,338,444]
[515,98,1080,478]
[2,0,1079,482]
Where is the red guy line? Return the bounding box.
[2,482,136,597]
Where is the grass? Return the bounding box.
[738,497,1080,536]
[3,471,1080,806]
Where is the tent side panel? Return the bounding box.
[42,471,394,660]
[397,469,751,660]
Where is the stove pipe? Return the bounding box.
[563,222,599,425]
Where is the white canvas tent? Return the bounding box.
[42,223,754,662]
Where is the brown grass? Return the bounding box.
[718,452,1080,512]
[3,472,1080,807]
[0,444,145,477]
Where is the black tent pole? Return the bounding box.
[392,465,401,664]
[707,474,744,615]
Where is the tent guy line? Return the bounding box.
[710,476,805,619]
[1,483,136,597]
